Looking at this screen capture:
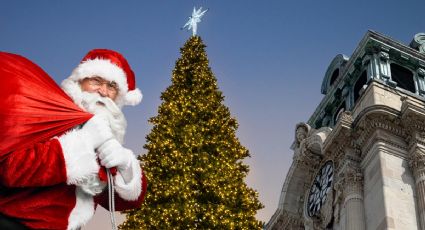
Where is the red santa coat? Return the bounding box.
[0,131,147,229]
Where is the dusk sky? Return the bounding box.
[1,1,425,229]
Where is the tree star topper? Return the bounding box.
[182,7,208,36]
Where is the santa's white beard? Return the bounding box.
[61,79,127,144]
[80,91,127,144]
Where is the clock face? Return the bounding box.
[307,161,334,217]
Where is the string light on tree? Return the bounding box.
[119,8,263,230]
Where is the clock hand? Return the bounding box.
[314,180,321,190]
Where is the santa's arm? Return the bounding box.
[0,135,100,188]
[0,138,72,187]
[0,115,113,188]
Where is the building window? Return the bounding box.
[354,70,368,103]
[390,63,415,93]
[329,69,339,87]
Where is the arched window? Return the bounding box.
[354,70,368,103]
[390,64,415,93]
[329,69,339,87]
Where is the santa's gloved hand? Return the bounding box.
[80,114,114,149]
[98,139,132,170]
[58,114,114,185]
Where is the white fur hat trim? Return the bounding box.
[67,58,142,106]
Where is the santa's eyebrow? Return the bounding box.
[91,76,104,81]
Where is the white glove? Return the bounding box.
[80,114,114,149]
[98,139,132,170]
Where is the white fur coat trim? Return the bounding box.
[67,187,95,230]
[114,154,142,201]
[57,129,100,185]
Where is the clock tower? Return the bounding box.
[266,31,425,229]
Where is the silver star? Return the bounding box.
[182,7,208,36]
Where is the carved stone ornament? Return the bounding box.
[354,107,405,150]
[379,51,390,61]
[339,111,354,125]
[410,33,425,54]
[343,163,364,196]
[295,147,322,171]
[409,146,425,172]
[345,169,363,184]
[417,68,425,77]
[319,188,334,229]
[295,122,311,148]
[294,124,330,171]
[332,179,344,224]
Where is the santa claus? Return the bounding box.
[0,49,147,229]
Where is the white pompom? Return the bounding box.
[124,88,143,106]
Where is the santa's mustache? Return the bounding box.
[80,91,103,113]
[80,92,127,144]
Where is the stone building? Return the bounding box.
[265,31,425,230]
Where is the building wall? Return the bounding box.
[362,139,417,230]
[362,142,386,230]
[381,150,417,229]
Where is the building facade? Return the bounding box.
[266,31,425,230]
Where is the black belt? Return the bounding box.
[0,213,28,230]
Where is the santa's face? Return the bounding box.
[79,88,127,144]
[61,77,127,143]
[80,76,119,100]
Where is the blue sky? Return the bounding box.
[1,0,425,228]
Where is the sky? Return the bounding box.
[1,0,425,229]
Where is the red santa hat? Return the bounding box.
[66,49,142,106]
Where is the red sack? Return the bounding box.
[0,52,93,161]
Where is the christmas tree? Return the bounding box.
[120,36,263,229]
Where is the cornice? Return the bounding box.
[353,105,404,147]
[368,31,425,62]
[401,96,425,132]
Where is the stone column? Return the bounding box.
[409,141,425,229]
[344,164,366,230]
[416,68,425,96]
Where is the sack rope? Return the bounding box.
[107,169,117,230]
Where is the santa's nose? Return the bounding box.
[97,84,108,97]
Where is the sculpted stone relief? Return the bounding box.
[294,123,333,172]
